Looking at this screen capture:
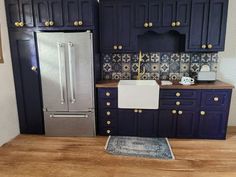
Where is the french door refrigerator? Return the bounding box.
[37,32,95,136]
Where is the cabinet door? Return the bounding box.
[198,111,228,139]
[188,0,209,50]
[118,109,137,136]
[176,0,190,27]
[34,0,50,27]
[79,0,93,27]
[135,0,149,28]
[100,2,117,52]
[48,0,63,27]
[5,0,21,28]
[149,0,162,28]
[207,0,228,51]
[9,31,44,134]
[158,110,176,138]
[117,1,134,51]
[138,110,158,137]
[162,0,176,27]
[176,110,197,138]
[63,0,80,27]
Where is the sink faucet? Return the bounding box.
[137,51,145,80]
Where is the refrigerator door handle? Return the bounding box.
[68,42,76,104]
[57,43,65,105]
[49,114,89,118]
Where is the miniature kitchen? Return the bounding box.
[1,0,236,176]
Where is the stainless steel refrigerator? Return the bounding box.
[37,32,95,136]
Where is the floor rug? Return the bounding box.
[105,136,175,160]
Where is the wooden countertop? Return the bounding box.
[96,80,234,89]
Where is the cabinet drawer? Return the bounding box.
[98,88,117,99]
[160,99,199,110]
[99,109,118,119]
[201,90,231,110]
[160,90,200,99]
[99,99,117,109]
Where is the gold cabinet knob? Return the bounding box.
[176,92,181,97]
[78,20,83,26]
[144,22,149,28]
[202,44,207,49]
[118,45,123,50]
[49,21,54,26]
[178,110,183,115]
[176,21,181,26]
[149,22,153,27]
[134,109,138,113]
[208,44,213,49]
[113,45,118,50]
[15,22,20,27]
[139,109,142,113]
[106,102,111,106]
[200,111,206,116]
[45,21,50,27]
[19,22,24,27]
[214,97,219,102]
[106,130,111,134]
[171,22,176,27]
[31,66,37,72]
[106,111,111,116]
[172,110,177,114]
[105,92,111,97]
[176,101,181,106]
[106,121,111,125]
[74,21,79,26]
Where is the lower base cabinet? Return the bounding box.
[97,88,232,139]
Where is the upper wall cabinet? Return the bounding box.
[135,0,190,29]
[63,0,94,28]
[5,0,34,28]
[100,0,134,52]
[188,0,228,52]
[33,0,63,28]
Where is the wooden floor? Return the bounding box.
[1,127,236,177]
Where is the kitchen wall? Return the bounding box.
[102,52,218,80]
[218,0,236,126]
[0,0,19,146]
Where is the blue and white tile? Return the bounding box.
[160,63,170,72]
[143,63,152,73]
[160,73,169,80]
[191,54,201,63]
[150,53,160,63]
[112,72,122,80]
[121,72,131,80]
[102,54,112,63]
[141,73,150,80]
[211,53,218,63]
[150,73,160,80]
[112,63,122,72]
[169,61,180,73]
[180,63,190,73]
[142,53,150,63]
[169,73,180,81]
[151,63,160,72]
[180,53,190,63]
[112,54,122,63]
[103,72,112,80]
[161,53,171,63]
[190,63,200,72]
[132,54,139,62]
[122,54,131,63]
[122,63,131,72]
[211,63,218,72]
[170,53,180,62]
[103,63,112,72]
[132,63,139,73]
[201,53,212,63]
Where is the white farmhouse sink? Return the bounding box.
[118,80,160,109]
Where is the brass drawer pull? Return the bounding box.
[134,109,138,113]
[200,111,206,116]
[144,22,149,28]
[113,45,118,50]
[176,101,181,106]
[105,92,111,97]
[176,21,181,26]
[106,130,111,134]
[106,102,111,106]
[214,97,219,102]
[118,45,123,50]
[78,20,83,26]
[178,110,183,115]
[19,22,24,27]
[202,44,207,49]
[49,21,54,26]
[172,110,177,114]
[208,44,213,49]
[139,109,142,113]
[44,21,50,27]
[106,111,111,116]
[74,21,79,26]
[176,92,181,97]
[149,22,153,27]
[106,121,111,125]
[171,22,176,27]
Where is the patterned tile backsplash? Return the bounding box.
[102,53,218,80]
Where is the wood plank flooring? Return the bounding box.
[0,127,236,177]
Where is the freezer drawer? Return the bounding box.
[44,111,96,136]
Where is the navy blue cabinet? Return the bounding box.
[34,0,63,27]
[63,0,94,28]
[118,109,137,136]
[9,31,44,134]
[5,0,34,28]
[188,0,228,51]
[100,0,134,52]
[158,110,176,138]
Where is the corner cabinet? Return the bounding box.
[97,88,232,139]
[100,0,134,52]
[9,31,44,134]
[188,0,228,52]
